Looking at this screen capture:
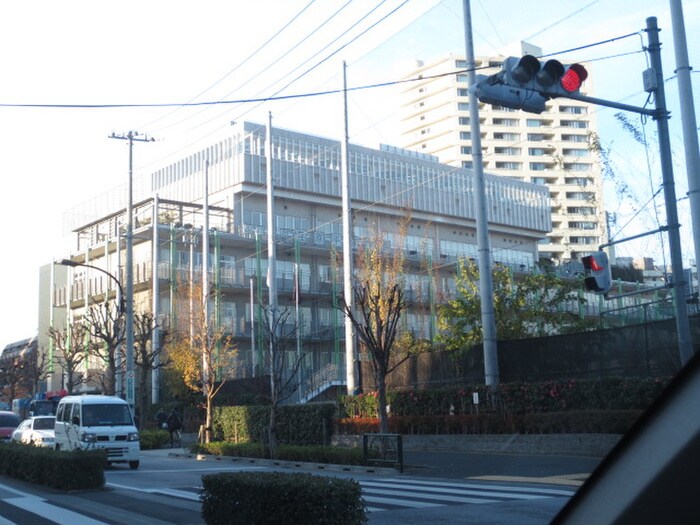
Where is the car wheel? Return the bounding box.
[129,461,139,470]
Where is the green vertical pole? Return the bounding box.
[255,232,264,375]
[170,225,177,328]
[331,249,340,366]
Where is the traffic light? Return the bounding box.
[475,55,588,114]
[581,252,612,294]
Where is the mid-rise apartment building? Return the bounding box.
[399,49,606,264]
[41,121,550,400]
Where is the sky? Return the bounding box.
[0,0,698,348]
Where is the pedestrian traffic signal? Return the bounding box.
[581,252,612,294]
[475,55,588,114]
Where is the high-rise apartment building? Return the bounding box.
[399,50,606,264]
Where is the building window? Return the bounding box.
[495,162,522,170]
[457,88,469,97]
[495,147,521,155]
[560,105,587,114]
[564,163,591,172]
[562,134,588,142]
[460,131,471,140]
[565,177,590,186]
[493,118,518,126]
[493,132,519,140]
[526,119,543,127]
[461,146,472,155]
[528,148,547,156]
[569,221,597,230]
[530,163,548,171]
[531,177,548,185]
[570,236,598,245]
[567,206,596,215]
[561,120,588,129]
[459,117,470,125]
[566,191,594,200]
[563,148,590,157]
[527,133,546,141]
[462,161,473,168]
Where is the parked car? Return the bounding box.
[0,411,21,443]
[11,416,56,448]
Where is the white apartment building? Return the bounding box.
[41,121,550,400]
[399,50,606,264]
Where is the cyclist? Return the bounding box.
[166,409,183,447]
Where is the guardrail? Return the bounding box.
[362,433,403,473]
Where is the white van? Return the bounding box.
[54,395,140,469]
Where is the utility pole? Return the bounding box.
[669,0,700,280]
[463,0,499,386]
[109,130,155,412]
[341,61,358,394]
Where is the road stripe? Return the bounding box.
[4,496,107,525]
[374,477,576,496]
[362,487,498,504]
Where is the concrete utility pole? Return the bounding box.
[463,0,500,386]
[109,131,155,411]
[645,17,694,365]
[341,61,358,394]
[669,0,700,279]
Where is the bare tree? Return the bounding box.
[25,346,50,397]
[0,356,30,407]
[258,306,304,458]
[83,302,124,395]
[47,322,91,394]
[133,311,171,428]
[341,223,410,434]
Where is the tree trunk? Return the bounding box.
[268,403,278,459]
[377,378,389,434]
[204,393,213,443]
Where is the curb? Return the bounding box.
[167,451,398,476]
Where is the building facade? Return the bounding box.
[399,51,606,264]
[42,121,551,401]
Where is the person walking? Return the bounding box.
[166,409,183,448]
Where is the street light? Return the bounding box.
[57,259,125,313]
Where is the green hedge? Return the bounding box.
[339,377,671,418]
[336,410,643,435]
[195,441,369,465]
[201,472,367,525]
[213,403,336,445]
[0,444,105,490]
[139,429,171,449]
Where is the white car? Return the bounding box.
[11,416,56,448]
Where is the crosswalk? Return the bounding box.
[360,477,576,512]
[0,476,576,524]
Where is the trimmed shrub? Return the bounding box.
[0,443,105,490]
[201,472,367,525]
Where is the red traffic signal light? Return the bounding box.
[503,55,588,97]
[581,252,612,294]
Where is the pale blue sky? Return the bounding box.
[0,0,698,346]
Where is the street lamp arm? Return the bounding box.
[57,259,126,313]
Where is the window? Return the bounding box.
[565,177,590,186]
[492,118,518,126]
[455,59,467,68]
[457,74,469,82]
[567,206,596,215]
[461,146,472,155]
[459,131,471,140]
[462,161,473,168]
[528,148,547,156]
[458,103,470,111]
[570,236,598,245]
[491,105,517,112]
[495,162,522,170]
[457,88,469,97]
[561,120,588,128]
[562,134,588,143]
[531,177,548,185]
[569,221,597,230]
[493,132,519,140]
[563,148,589,157]
[527,133,546,141]
[526,119,543,127]
[459,117,470,125]
[566,191,594,200]
[530,163,548,171]
[560,105,587,114]
[495,147,521,155]
[564,163,591,172]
